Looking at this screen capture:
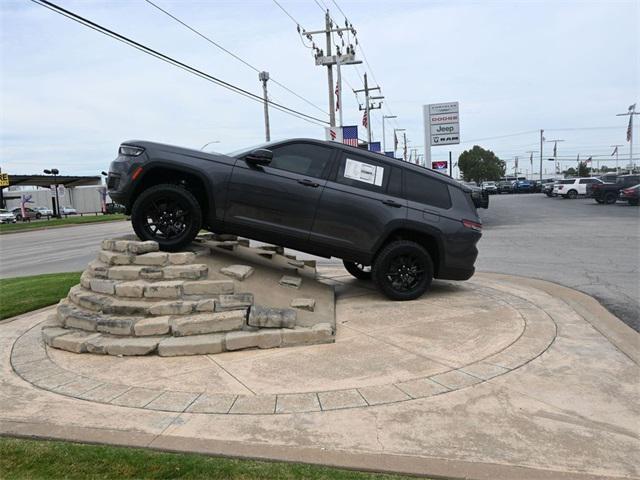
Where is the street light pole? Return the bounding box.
[44,168,60,218]
[382,115,397,154]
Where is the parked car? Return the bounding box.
[461,182,490,209]
[0,209,17,224]
[513,180,534,193]
[11,207,41,220]
[544,181,558,197]
[105,202,126,214]
[553,177,602,199]
[497,180,513,194]
[60,206,78,215]
[618,184,639,206]
[481,181,498,194]
[590,174,640,204]
[534,179,555,194]
[108,139,483,301]
[34,206,53,216]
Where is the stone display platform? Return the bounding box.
[41,234,335,357]
[19,273,558,414]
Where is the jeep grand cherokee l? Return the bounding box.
[108,139,482,300]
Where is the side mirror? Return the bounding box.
[245,149,273,167]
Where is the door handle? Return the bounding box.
[382,199,402,208]
[298,179,320,188]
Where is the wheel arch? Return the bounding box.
[373,226,443,276]
[128,162,213,223]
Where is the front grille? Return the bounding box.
[106,174,120,190]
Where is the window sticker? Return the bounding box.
[344,158,384,186]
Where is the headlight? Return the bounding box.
[119,145,145,156]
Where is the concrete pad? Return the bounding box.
[275,393,321,413]
[145,391,200,412]
[229,395,276,415]
[317,389,367,410]
[395,377,450,398]
[357,384,410,405]
[186,394,237,414]
[110,387,163,408]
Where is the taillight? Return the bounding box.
[462,219,482,231]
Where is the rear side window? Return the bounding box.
[560,179,575,184]
[404,171,452,209]
[336,154,388,192]
[268,143,333,178]
[579,178,597,184]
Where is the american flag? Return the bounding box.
[553,141,557,157]
[362,110,368,128]
[342,125,358,147]
[335,82,340,111]
[627,115,633,142]
[394,131,398,151]
[611,146,618,156]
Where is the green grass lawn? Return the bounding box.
[0,272,81,320]
[0,214,126,234]
[0,438,417,480]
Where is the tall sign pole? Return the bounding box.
[539,129,544,181]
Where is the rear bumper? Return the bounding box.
[437,265,475,281]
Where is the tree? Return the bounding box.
[563,167,577,177]
[458,146,505,183]
[577,161,590,177]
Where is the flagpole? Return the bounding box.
[336,55,343,128]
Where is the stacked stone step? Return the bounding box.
[43,235,333,357]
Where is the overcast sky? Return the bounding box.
[1,0,638,177]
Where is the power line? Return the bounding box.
[31,0,329,127]
[144,0,328,117]
[271,0,301,26]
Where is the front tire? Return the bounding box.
[604,192,617,204]
[372,240,433,301]
[343,261,372,280]
[629,199,639,206]
[131,184,202,251]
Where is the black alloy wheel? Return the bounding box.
[372,240,433,301]
[343,260,372,280]
[131,184,202,251]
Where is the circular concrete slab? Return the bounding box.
[10,276,556,415]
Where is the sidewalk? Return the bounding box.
[1,270,638,479]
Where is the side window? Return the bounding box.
[579,179,592,184]
[267,144,332,178]
[387,167,403,197]
[336,153,389,192]
[404,171,452,209]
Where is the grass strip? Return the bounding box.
[0,272,81,320]
[0,437,418,480]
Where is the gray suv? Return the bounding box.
[108,139,482,300]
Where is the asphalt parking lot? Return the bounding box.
[0,192,638,330]
[477,193,639,331]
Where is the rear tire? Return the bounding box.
[604,192,617,204]
[372,240,433,301]
[343,261,372,280]
[629,199,639,206]
[131,184,202,251]
[567,189,578,199]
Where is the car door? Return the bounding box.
[579,178,598,195]
[224,142,335,241]
[310,151,407,259]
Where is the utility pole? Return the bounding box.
[611,144,623,173]
[258,71,270,141]
[545,138,564,176]
[354,73,382,145]
[616,104,638,172]
[382,115,397,153]
[306,12,359,128]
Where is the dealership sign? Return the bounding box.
[423,102,460,147]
